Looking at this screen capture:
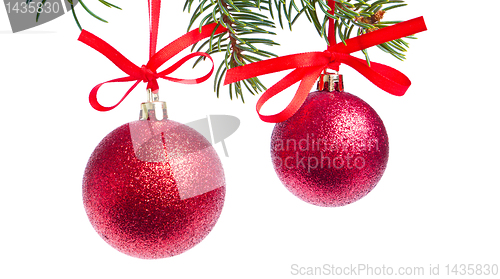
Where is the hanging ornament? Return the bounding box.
[83,91,225,258]
[270,72,388,206]
[224,1,427,207]
[78,0,228,258]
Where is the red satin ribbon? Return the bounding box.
[78,0,227,111]
[224,14,427,123]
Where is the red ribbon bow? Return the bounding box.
[78,0,227,111]
[224,6,427,123]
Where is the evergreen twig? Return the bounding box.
[270,0,414,62]
[185,0,279,102]
[25,0,122,30]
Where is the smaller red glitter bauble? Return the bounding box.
[83,119,225,259]
[271,90,389,207]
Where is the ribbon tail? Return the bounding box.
[257,66,324,123]
[89,77,140,111]
[332,16,427,54]
[340,55,411,96]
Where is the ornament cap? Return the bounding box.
[317,71,344,92]
[140,89,168,121]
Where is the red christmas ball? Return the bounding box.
[83,119,225,259]
[271,90,389,207]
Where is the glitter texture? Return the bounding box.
[83,119,225,259]
[271,90,389,207]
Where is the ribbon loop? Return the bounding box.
[224,16,427,123]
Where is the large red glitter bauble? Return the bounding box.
[83,119,225,259]
[271,90,389,207]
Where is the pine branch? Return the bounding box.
[26,0,121,29]
[185,0,278,102]
[185,0,414,100]
[65,0,122,30]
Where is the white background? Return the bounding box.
[1,1,499,278]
